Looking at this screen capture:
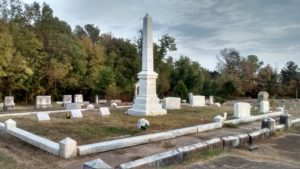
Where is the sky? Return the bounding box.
[26,0,300,71]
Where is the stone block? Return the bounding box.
[71,110,83,118]
[162,97,181,109]
[110,99,121,103]
[74,94,83,103]
[63,95,72,104]
[214,102,221,107]
[36,96,51,109]
[99,107,110,117]
[238,133,249,147]
[214,115,224,123]
[99,100,108,104]
[222,136,240,149]
[65,103,81,110]
[206,138,223,150]
[36,112,50,121]
[276,106,284,113]
[234,102,251,119]
[178,142,208,158]
[95,95,99,104]
[196,122,223,133]
[83,158,112,169]
[257,91,269,102]
[249,128,270,144]
[261,118,276,131]
[279,113,292,129]
[190,95,205,107]
[170,126,197,137]
[59,137,77,158]
[4,119,16,129]
[260,101,270,113]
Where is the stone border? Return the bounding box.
[0,109,89,118]
[77,122,222,155]
[224,111,283,125]
[116,119,300,169]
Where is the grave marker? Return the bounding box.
[71,110,83,118]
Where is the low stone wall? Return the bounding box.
[224,111,283,125]
[78,122,222,155]
[0,109,88,118]
[6,125,59,155]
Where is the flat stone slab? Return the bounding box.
[71,110,83,118]
[99,107,110,116]
[36,112,50,121]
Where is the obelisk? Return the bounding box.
[128,14,167,116]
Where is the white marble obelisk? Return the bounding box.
[128,14,167,116]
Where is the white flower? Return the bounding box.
[137,118,150,130]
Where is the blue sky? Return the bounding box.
[27,0,300,71]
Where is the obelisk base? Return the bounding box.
[128,71,167,116]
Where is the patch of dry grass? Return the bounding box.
[0,105,232,144]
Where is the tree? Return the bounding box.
[173,80,188,100]
[217,48,241,75]
[281,61,300,97]
[84,24,100,44]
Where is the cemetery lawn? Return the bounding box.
[0,105,232,145]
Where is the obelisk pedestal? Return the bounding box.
[128,14,167,116]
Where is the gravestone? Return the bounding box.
[36,112,50,121]
[162,97,181,109]
[87,104,94,110]
[99,107,110,116]
[190,95,205,107]
[257,91,269,103]
[71,110,83,118]
[74,94,83,103]
[110,99,121,103]
[128,14,167,116]
[188,93,193,103]
[3,96,15,110]
[260,101,270,113]
[234,102,251,118]
[36,96,51,109]
[65,103,81,110]
[95,95,99,104]
[83,158,112,169]
[208,96,214,105]
[63,95,72,105]
[99,100,108,104]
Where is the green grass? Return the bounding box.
[224,123,239,128]
[0,152,17,169]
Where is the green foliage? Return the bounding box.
[173,80,188,100]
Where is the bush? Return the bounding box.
[173,80,189,100]
[214,96,226,104]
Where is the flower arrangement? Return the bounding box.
[137,118,150,130]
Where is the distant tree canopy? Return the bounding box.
[0,0,299,103]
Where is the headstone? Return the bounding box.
[208,96,214,105]
[63,95,72,105]
[36,96,51,109]
[276,106,284,113]
[214,102,221,107]
[111,103,118,108]
[190,95,205,107]
[4,119,16,129]
[214,115,224,123]
[74,94,83,103]
[3,96,15,110]
[95,95,99,104]
[71,110,83,118]
[279,113,292,128]
[261,118,275,131]
[188,93,193,103]
[65,103,81,110]
[87,104,94,110]
[234,102,251,118]
[181,99,187,103]
[162,97,181,109]
[260,101,269,113]
[110,99,121,104]
[128,14,167,116]
[99,100,108,104]
[99,107,110,116]
[36,112,50,121]
[257,91,269,102]
[83,158,112,169]
[223,112,228,120]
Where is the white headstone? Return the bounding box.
[128,14,167,116]
[63,95,72,104]
[74,94,83,103]
[260,101,270,113]
[36,112,50,121]
[99,107,110,116]
[214,102,221,107]
[162,97,181,109]
[110,103,118,108]
[110,99,121,103]
[99,100,108,104]
[36,96,51,109]
[71,110,83,118]
[276,106,284,113]
[190,95,205,107]
[65,103,81,110]
[214,115,224,123]
[234,102,251,118]
[87,104,94,110]
[95,95,99,104]
[208,96,214,105]
[4,96,15,107]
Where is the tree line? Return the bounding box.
[0,0,299,103]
